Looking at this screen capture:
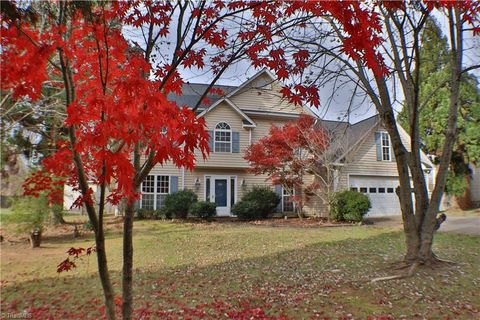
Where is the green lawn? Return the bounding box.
[1,220,479,319]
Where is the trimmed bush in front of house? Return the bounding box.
[242,186,280,219]
[135,207,172,220]
[163,189,198,219]
[330,190,371,222]
[153,207,173,220]
[135,208,155,220]
[232,187,280,221]
[231,200,261,221]
[189,201,217,220]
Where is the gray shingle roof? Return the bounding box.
[317,115,380,152]
[167,83,237,110]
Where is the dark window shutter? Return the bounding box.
[208,130,214,152]
[170,176,178,193]
[390,136,395,162]
[232,132,240,153]
[275,185,282,212]
[375,132,382,161]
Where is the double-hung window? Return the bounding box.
[214,122,231,152]
[282,188,295,212]
[381,132,391,161]
[141,175,170,210]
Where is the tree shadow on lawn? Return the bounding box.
[1,231,478,319]
[35,221,198,246]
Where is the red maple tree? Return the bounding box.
[245,115,329,217]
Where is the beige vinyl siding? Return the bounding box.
[344,129,399,180]
[339,124,430,191]
[251,117,292,142]
[338,126,391,191]
[298,174,325,217]
[148,162,182,177]
[196,101,301,169]
[230,74,301,115]
[195,101,250,168]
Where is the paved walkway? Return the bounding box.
[439,216,480,236]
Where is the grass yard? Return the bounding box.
[1,220,479,319]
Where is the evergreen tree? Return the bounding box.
[399,18,480,196]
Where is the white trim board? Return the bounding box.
[198,98,257,127]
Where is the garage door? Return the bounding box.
[349,175,402,216]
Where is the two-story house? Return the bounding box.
[137,68,435,217]
[140,69,315,216]
[63,69,434,217]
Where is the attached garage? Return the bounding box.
[349,175,403,216]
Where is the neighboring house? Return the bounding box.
[138,69,435,217]
[469,165,480,208]
[0,153,29,208]
[64,184,117,215]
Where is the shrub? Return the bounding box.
[231,200,261,221]
[153,207,172,220]
[164,189,198,219]
[4,196,50,247]
[330,190,371,222]
[135,208,154,220]
[240,186,280,219]
[189,201,217,220]
[5,196,49,232]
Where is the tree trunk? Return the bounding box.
[29,229,42,248]
[417,7,463,265]
[122,202,135,320]
[95,232,117,320]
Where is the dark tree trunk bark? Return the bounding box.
[122,202,135,320]
[374,76,421,264]
[417,8,463,264]
[56,3,116,317]
[96,230,117,320]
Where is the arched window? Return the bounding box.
[214,122,232,152]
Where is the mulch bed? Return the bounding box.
[213,216,360,228]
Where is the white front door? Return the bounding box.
[207,176,231,216]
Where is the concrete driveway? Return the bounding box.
[439,216,480,236]
[367,214,480,236]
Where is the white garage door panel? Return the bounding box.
[349,175,404,216]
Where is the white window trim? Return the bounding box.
[230,176,237,208]
[204,175,211,202]
[140,175,171,210]
[214,122,232,153]
[380,131,391,161]
[281,187,295,213]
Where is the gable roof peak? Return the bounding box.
[197,98,257,127]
